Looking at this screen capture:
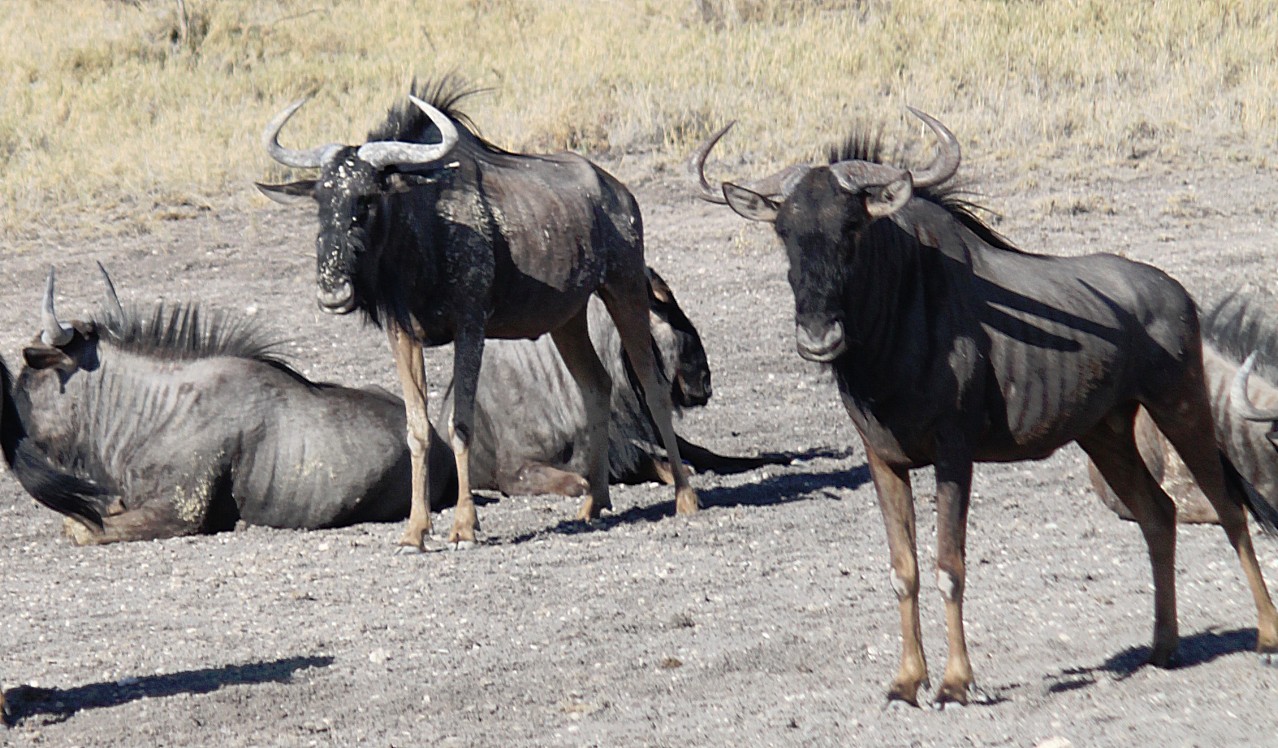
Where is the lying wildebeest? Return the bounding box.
[436,268,782,500]
[15,267,414,544]
[691,110,1278,706]
[1089,293,1278,527]
[259,78,698,549]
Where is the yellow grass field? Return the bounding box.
[1,0,1275,238]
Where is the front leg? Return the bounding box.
[387,323,433,550]
[447,326,485,545]
[933,439,976,706]
[866,447,929,705]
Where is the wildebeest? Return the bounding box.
[1090,293,1278,527]
[691,110,1278,706]
[435,267,782,500]
[14,267,414,544]
[258,78,698,549]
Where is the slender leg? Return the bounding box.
[865,447,929,705]
[1079,418,1180,666]
[550,307,613,519]
[933,441,975,705]
[387,323,433,549]
[1150,391,1278,659]
[446,326,486,545]
[600,286,699,514]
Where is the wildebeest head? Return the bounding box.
[646,268,712,408]
[688,108,960,362]
[256,95,459,314]
[21,268,102,380]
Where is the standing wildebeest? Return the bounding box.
[691,110,1278,706]
[258,79,697,549]
[436,267,782,500]
[1090,293,1278,527]
[14,267,414,544]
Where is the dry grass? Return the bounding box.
[2,0,1276,238]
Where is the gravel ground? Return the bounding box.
[2,150,1278,747]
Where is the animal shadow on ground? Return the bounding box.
[2,655,334,726]
[499,448,866,545]
[1044,627,1258,694]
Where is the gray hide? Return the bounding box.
[15,278,413,544]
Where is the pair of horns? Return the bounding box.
[40,263,123,347]
[687,107,960,205]
[263,95,459,170]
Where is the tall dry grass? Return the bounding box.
[1,0,1275,237]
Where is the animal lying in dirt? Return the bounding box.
[13,267,414,544]
[428,268,785,503]
[1090,292,1278,529]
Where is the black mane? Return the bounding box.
[98,302,293,370]
[829,124,1021,254]
[1203,293,1278,379]
[368,75,514,158]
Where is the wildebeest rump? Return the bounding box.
[1090,293,1278,527]
[433,268,783,501]
[14,267,413,544]
[259,78,698,549]
[692,110,1278,706]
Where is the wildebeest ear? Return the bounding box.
[722,182,779,223]
[255,180,317,205]
[865,176,913,219]
[22,345,76,372]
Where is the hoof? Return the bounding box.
[932,680,988,709]
[450,539,478,551]
[1147,647,1180,669]
[885,680,925,708]
[1260,650,1278,668]
[675,487,700,515]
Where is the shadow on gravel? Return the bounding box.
[2,654,333,727]
[1044,627,1258,693]
[500,451,869,545]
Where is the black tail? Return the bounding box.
[2,359,108,528]
[1222,450,1278,535]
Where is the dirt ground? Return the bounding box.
[3,149,1278,747]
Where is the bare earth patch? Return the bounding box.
[2,152,1278,746]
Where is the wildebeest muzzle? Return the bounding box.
[316,281,356,314]
[795,317,847,362]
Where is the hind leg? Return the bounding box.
[600,280,699,515]
[1147,387,1278,660]
[1078,410,1180,666]
[62,501,203,545]
[550,307,613,519]
[498,462,590,498]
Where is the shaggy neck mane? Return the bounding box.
[98,302,292,370]
[1203,293,1278,379]
[368,75,518,162]
[829,126,1022,254]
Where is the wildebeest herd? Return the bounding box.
[3,77,1277,720]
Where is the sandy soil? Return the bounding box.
[3,150,1278,747]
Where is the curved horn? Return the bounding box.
[356,95,459,170]
[262,96,342,169]
[687,122,737,203]
[41,267,72,347]
[686,121,813,204]
[1232,352,1278,421]
[905,107,960,189]
[96,261,125,320]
